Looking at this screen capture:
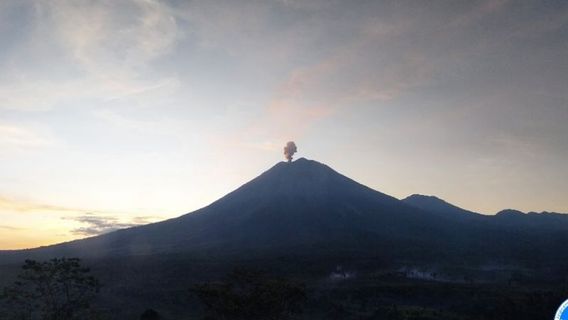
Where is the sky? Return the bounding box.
[0,0,567,249]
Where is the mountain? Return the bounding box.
[1,158,568,267]
[493,208,568,231]
[402,194,482,219]
[403,194,568,229]
[0,159,463,262]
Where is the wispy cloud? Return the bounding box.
[0,196,86,215]
[0,124,56,149]
[0,195,162,246]
[0,225,23,231]
[0,0,179,111]
[223,5,433,147]
[450,0,510,27]
[66,213,158,236]
[92,107,187,136]
[0,195,153,219]
[51,0,177,72]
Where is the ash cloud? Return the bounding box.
[67,213,157,236]
[283,141,297,162]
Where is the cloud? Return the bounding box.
[49,0,177,73]
[0,195,150,218]
[0,195,161,242]
[221,4,435,147]
[0,196,86,214]
[450,0,510,27]
[242,0,559,146]
[92,106,186,136]
[0,124,55,149]
[0,0,179,111]
[67,213,158,236]
[0,225,23,231]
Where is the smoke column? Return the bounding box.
[283,141,297,162]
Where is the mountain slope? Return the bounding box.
[1,159,465,262]
[1,158,568,267]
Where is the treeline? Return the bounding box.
[1,258,565,320]
[0,259,306,320]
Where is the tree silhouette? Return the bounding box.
[140,309,162,320]
[194,269,306,320]
[140,308,161,320]
[0,258,100,320]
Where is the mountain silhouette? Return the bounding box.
[0,159,455,261]
[1,158,568,266]
[402,194,482,219]
[493,209,568,231]
[403,194,568,229]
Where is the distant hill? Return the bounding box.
[1,158,568,268]
[492,208,568,231]
[403,193,568,231]
[402,194,482,219]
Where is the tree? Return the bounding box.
[194,269,306,320]
[140,309,161,320]
[0,258,100,320]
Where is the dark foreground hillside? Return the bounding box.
[2,254,567,319]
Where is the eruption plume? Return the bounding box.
[283,141,297,162]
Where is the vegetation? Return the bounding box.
[0,258,100,320]
[140,309,161,320]
[194,268,307,320]
[1,257,565,319]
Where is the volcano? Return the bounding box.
[2,158,568,265]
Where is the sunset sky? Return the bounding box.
[1,0,567,249]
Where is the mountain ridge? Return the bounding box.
[1,158,568,267]
[401,194,483,218]
[0,158,458,261]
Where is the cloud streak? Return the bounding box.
[0,196,81,214]
[0,196,156,219]
[66,213,158,236]
[0,225,23,231]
